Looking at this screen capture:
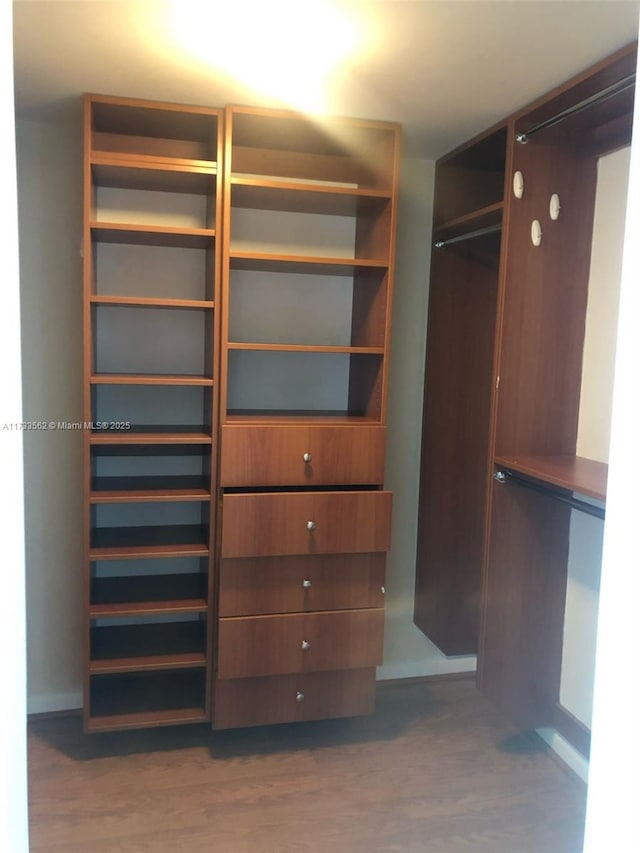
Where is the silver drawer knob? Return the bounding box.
[381,586,386,595]
[303,452,312,463]
[302,578,312,589]
[306,520,316,531]
[301,639,310,651]
[296,691,305,702]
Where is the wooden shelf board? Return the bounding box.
[91,158,216,194]
[229,251,388,277]
[90,622,207,673]
[91,150,217,172]
[434,201,504,239]
[91,475,210,502]
[494,454,608,502]
[230,176,390,215]
[90,525,210,560]
[90,428,212,446]
[90,573,208,617]
[91,296,214,310]
[227,343,384,355]
[224,411,383,425]
[86,707,208,733]
[89,653,207,675]
[90,222,215,249]
[91,374,214,386]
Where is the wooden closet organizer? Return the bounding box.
[414,43,636,753]
[82,97,399,732]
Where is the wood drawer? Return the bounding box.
[221,490,392,558]
[219,553,386,616]
[217,608,384,679]
[220,425,386,487]
[214,668,377,729]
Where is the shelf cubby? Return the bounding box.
[88,668,207,732]
[90,569,208,617]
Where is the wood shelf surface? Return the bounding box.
[90,373,213,386]
[90,428,212,446]
[224,411,383,425]
[88,666,207,730]
[228,251,388,277]
[90,573,208,617]
[90,475,210,502]
[86,707,208,733]
[434,201,504,239]
[91,157,216,194]
[90,524,210,560]
[90,222,215,249]
[494,454,608,502]
[230,175,391,216]
[91,149,217,171]
[91,295,214,310]
[90,621,207,674]
[227,342,384,355]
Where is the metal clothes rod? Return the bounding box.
[434,223,502,249]
[515,73,636,144]
[495,469,605,520]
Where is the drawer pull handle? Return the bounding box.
[296,691,305,703]
[302,578,312,589]
[301,640,311,651]
[306,520,316,531]
[381,586,386,595]
[303,452,312,463]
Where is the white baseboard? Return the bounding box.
[537,727,590,783]
[28,691,82,716]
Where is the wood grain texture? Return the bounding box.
[219,553,385,617]
[414,234,500,656]
[220,424,386,487]
[479,477,569,730]
[214,669,377,729]
[28,678,587,852]
[221,490,392,558]
[217,609,384,679]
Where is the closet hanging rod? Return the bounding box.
[494,469,605,520]
[515,73,636,144]
[434,223,501,249]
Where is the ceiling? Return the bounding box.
[12,0,640,158]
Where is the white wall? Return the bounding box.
[0,0,29,847]
[584,40,640,849]
[16,113,84,713]
[16,116,462,711]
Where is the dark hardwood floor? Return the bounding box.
[27,677,586,852]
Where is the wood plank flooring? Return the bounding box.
[27,677,587,852]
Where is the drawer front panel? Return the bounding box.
[220,425,386,487]
[219,553,386,616]
[221,490,392,558]
[217,608,384,679]
[214,668,377,729]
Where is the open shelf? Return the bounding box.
[88,668,207,731]
[90,620,207,674]
[90,428,212,445]
[230,176,391,216]
[90,295,214,310]
[434,201,504,242]
[494,455,608,502]
[225,411,383,425]
[90,573,208,617]
[91,222,215,249]
[90,475,210,502]
[90,524,210,560]
[227,343,384,355]
[91,158,216,195]
[228,252,388,276]
[90,373,214,386]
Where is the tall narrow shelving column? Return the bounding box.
[82,95,223,732]
[215,107,400,729]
